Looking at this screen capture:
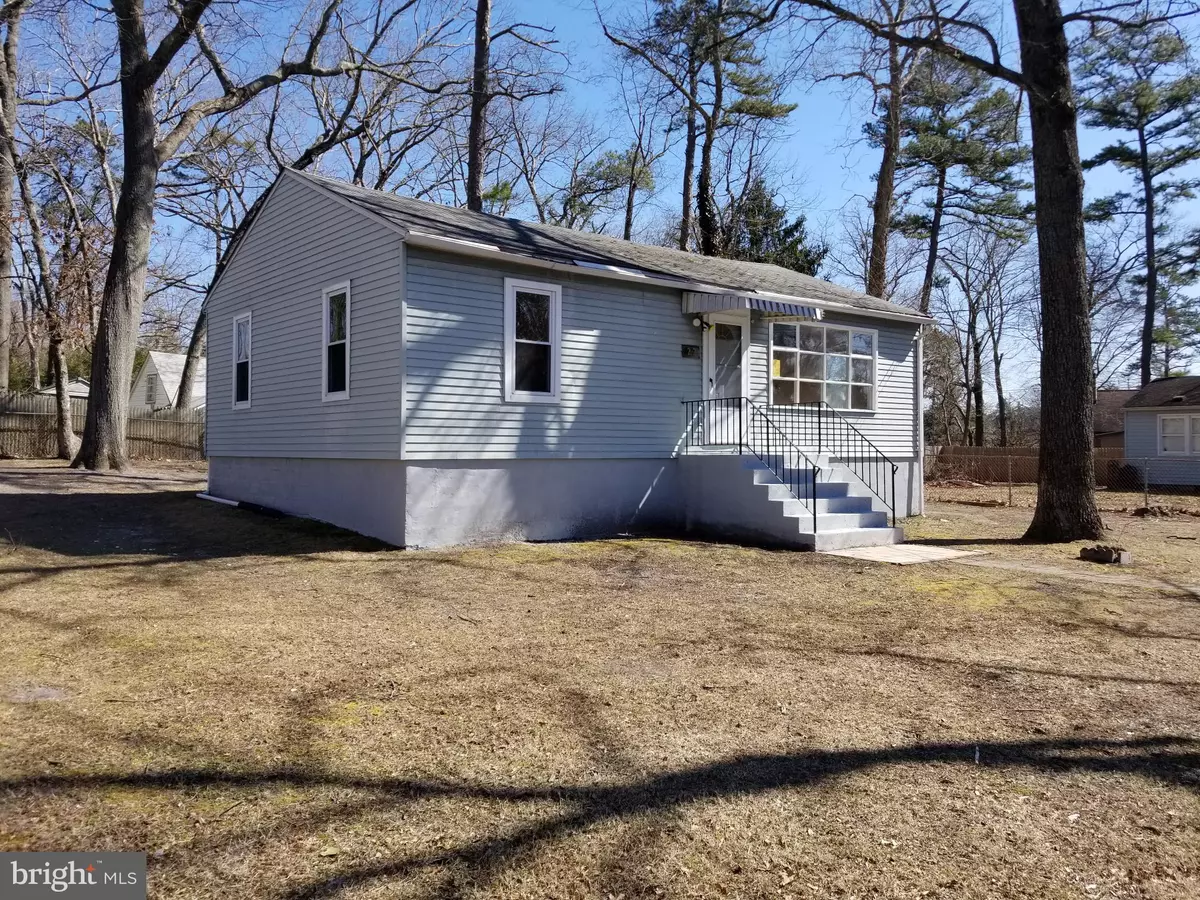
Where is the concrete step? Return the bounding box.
[813,495,876,514]
[757,475,881,504]
[778,505,889,529]
[799,526,905,551]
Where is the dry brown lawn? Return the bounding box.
[926,482,1200,516]
[1,461,1198,900]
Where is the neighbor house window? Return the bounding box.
[504,277,561,402]
[770,322,876,411]
[145,373,157,406]
[323,283,350,400]
[233,313,251,408]
[1159,414,1200,455]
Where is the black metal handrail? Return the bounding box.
[681,398,821,533]
[766,401,899,526]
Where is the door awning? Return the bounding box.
[682,291,823,319]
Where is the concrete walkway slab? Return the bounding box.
[821,545,985,565]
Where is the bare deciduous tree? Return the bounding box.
[0,0,26,391]
[783,0,1200,539]
[69,0,437,470]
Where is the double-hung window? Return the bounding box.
[1159,414,1200,455]
[233,312,251,408]
[504,278,561,402]
[323,283,350,400]
[770,322,876,411]
[145,373,157,406]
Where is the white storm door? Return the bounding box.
[702,315,748,445]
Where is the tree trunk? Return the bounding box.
[679,65,699,251]
[176,307,205,408]
[866,38,903,299]
[1015,0,1105,541]
[1136,128,1156,386]
[76,40,160,470]
[696,1,724,257]
[49,338,79,459]
[960,353,972,445]
[623,146,640,241]
[0,143,10,392]
[993,345,1008,447]
[918,166,947,315]
[466,0,491,213]
[0,12,20,391]
[970,319,985,446]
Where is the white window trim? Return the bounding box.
[322,282,351,402]
[504,277,562,404]
[1158,413,1198,455]
[232,311,252,409]
[768,320,879,413]
[145,372,157,406]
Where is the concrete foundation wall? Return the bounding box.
[404,458,682,548]
[823,458,922,519]
[208,456,406,546]
[208,453,920,551]
[679,455,805,547]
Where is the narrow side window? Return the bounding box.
[233,313,251,408]
[504,278,561,403]
[145,373,157,406]
[323,283,351,400]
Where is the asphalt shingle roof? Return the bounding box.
[289,170,925,320]
[1124,375,1200,409]
[1094,388,1137,433]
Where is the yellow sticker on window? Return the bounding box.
[772,358,781,377]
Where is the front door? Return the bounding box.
[703,316,747,445]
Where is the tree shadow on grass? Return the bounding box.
[4,734,1198,899]
[906,536,1040,547]
[0,487,389,561]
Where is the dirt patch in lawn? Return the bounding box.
[910,501,1200,587]
[1,464,1198,899]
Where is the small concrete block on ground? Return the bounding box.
[821,544,985,565]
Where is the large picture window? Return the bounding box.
[1159,414,1200,455]
[770,322,876,411]
[233,312,251,408]
[504,278,561,403]
[323,283,350,400]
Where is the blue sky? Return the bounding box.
[524,1,1200,388]
[534,0,1200,235]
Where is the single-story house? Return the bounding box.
[1093,387,1136,449]
[36,377,90,400]
[203,169,933,550]
[130,351,206,412]
[1123,375,1200,486]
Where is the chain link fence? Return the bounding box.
[925,446,1200,513]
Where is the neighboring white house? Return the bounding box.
[129,351,206,411]
[36,378,91,399]
[203,169,933,551]
[1123,375,1200,486]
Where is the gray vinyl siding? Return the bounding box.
[749,313,920,457]
[1123,410,1160,458]
[129,363,166,411]
[206,176,404,458]
[1124,408,1200,485]
[404,248,700,459]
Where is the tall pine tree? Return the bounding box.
[1076,22,1200,385]
[715,175,828,274]
[892,54,1030,314]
